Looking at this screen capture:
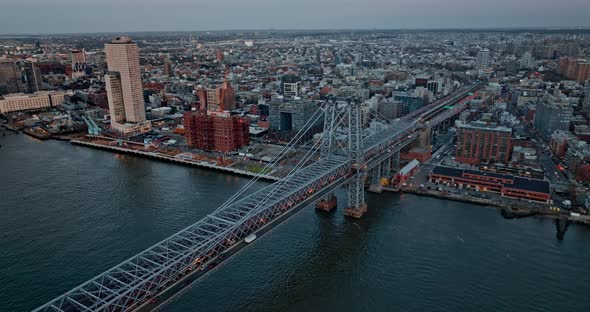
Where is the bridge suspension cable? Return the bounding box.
[242,102,353,222]
[211,104,327,214]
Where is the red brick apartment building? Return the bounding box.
[184,111,249,153]
[456,123,512,165]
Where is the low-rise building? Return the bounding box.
[429,166,550,203]
[151,107,172,118]
[377,98,404,119]
[549,130,578,159]
[392,159,420,188]
[400,147,432,163]
[511,146,537,163]
[0,91,67,114]
[268,99,321,134]
[533,95,573,139]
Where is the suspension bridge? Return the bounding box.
[33,84,479,312]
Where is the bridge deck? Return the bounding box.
[33,156,349,312]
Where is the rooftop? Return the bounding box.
[1,91,65,100]
[109,36,134,44]
[431,166,550,194]
[459,122,512,133]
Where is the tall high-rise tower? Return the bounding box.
[220,66,235,111]
[476,48,490,72]
[0,59,20,95]
[163,61,172,77]
[70,49,87,78]
[104,37,151,135]
[23,61,43,93]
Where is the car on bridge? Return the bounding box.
[246,233,257,243]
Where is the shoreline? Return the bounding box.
[1,123,21,133]
[395,187,590,227]
[6,131,590,228]
[69,138,590,227]
[70,139,280,182]
[2,123,78,141]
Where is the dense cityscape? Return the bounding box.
[2,27,590,311]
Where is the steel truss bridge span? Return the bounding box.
[34,85,476,312]
[34,125,413,312]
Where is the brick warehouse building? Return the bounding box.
[183,111,249,153]
[429,166,550,203]
[456,122,512,165]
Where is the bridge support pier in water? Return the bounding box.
[368,184,383,193]
[344,203,368,218]
[344,170,368,219]
[316,193,337,212]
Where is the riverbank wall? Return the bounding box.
[391,187,590,226]
[70,139,280,182]
[12,132,590,227]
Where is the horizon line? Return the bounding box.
[1,25,590,37]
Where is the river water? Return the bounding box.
[1,132,590,312]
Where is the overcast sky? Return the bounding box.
[1,0,589,34]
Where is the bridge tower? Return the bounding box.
[344,99,368,218]
[319,98,338,159]
[316,99,339,212]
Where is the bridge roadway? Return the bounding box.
[428,100,468,128]
[33,121,415,312]
[408,84,481,123]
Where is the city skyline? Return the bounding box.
[2,0,590,34]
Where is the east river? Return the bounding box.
[1,132,590,312]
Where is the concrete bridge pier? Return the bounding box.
[316,192,337,212]
[368,163,383,193]
[344,172,368,219]
[344,202,368,219]
[382,156,392,176]
[392,151,400,170]
[429,126,436,144]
